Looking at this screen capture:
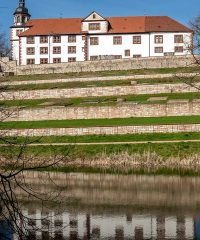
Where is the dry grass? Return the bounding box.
[1,151,200,175]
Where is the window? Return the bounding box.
[27,59,35,65]
[53,58,61,63]
[133,36,141,44]
[53,35,61,43]
[68,57,76,62]
[68,35,76,43]
[26,47,35,55]
[53,47,61,54]
[16,29,23,36]
[16,16,20,23]
[125,50,130,56]
[27,37,35,44]
[68,46,76,54]
[154,35,163,44]
[90,56,98,61]
[40,36,48,43]
[154,47,163,53]
[113,55,122,59]
[133,54,141,58]
[40,58,48,64]
[40,47,48,54]
[82,35,85,40]
[174,35,183,43]
[22,17,26,23]
[89,23,100,30]
[113,36,122,45]
[90,37,99,45]
[82,47,85,52]
[175,46,183,52]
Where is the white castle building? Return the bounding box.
[10,0,193,66]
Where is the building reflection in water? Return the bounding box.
[8,172,200,240]
[10,209,200,240]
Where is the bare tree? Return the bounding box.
[190,15,200,56]
[174,15,200,91]
[0,42,69,238]
[0,31,9,57]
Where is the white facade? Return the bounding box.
[10,9,193,66]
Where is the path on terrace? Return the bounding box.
[1,139,200,146]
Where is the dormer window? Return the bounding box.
[89,23,100,31]
[82,11,108,33]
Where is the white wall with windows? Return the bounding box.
[20,35,85,65]
[149,32,191,57]
[19,31,192,65]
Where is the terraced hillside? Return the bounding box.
[1,66,200,174]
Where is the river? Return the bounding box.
[2,172,200,239]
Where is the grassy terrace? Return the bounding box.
[1,132,200,144]
[5,79,132,91]
[1,92,200,108]
[2,66,200,82]
[0,142,200,159]
[3,77,200,91]
[1,116,200,129]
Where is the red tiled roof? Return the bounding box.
[19,16,192,37]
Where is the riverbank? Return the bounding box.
[1,141,200,176]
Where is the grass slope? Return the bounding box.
[1,92,200,108]
[1,116,200,129]
[2,66,200,82]
[1,132,200,144]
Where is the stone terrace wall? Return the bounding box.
[1,83,199,101]
[0,57,16,73]
[1,124,200,137]
[6,101,200,121]
[15,56,196,75]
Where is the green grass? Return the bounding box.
[4,77,200,92]
[0,142,199,158]
[1,116,200,129]
[4,76,200,91]
[2,66,200,82]
[4,80,132,91]
[1,132,200,144]
[1,92,200,108]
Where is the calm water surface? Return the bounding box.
[3,172,200,239]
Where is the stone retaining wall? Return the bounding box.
[6,101,200,121]
[0,57,16,73]
[1,124,200,137]
[15,55,196,75]
[1,83,199,101]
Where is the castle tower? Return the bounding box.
[13,0,31,26]
[10,0,31,64]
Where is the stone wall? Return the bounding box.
[5,100,200,121]
[0,57,16,73]
[15,55,196,75]
[1,83,199,101]
[1,124,200,137]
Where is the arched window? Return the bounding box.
[22,17,26,23]
[16,16,20,23]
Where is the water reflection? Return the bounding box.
[5,172,200,239]
[22,210,197,239]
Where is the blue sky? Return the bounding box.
[0,0,199,41]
